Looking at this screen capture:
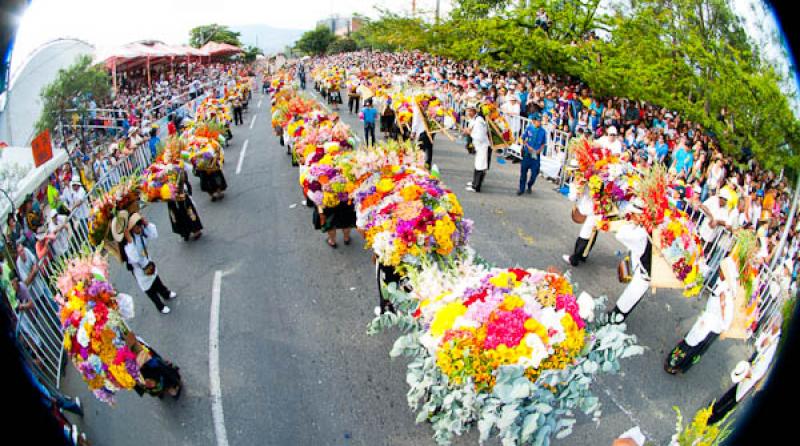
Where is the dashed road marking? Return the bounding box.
[249,115,257,129]
[210,270,229,446]
[236,139,249,174]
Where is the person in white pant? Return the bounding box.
[665,256,737,374]
[609,216,652,323]
[563,183,600,266]
[464,103,491,193]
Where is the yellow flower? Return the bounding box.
[500,295,525,311]
[400,184,423,202]
[377,178,394,193]
[489,271,518,289]
[431,301,467,337]
[524,318,550,345]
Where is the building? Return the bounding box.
[316,15,362,37]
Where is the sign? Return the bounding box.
[31,129,53,167]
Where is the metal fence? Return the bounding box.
[11,91,211,393]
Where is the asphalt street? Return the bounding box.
[61,87,752,446]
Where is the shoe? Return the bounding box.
[74,397,84,417]
[516,190,524,196]
[466,182,473,187]
[465,186,477,192]
[562,255,573,266]
[344,238,351,245]
[168,291,177,299]
[161,306,171,314]
[526,188,532,194]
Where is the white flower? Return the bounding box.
[77,326,90,347]
[577,291,595,322]
[521,334,547,368]
[419,333,439,354]
[452,316,479,331]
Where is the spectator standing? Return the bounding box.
[518,113,546,195]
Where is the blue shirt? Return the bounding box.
[655,142,669,162]
[672,146,693,175]
[521,123,546,158]
[362,107,377,124]
[149,135,160,157]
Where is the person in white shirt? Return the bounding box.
[708,321,780,424]
[699,188,734,243]
[665,257,737,374]
[62,179,89,229]
[113,212,177,314]
[563,183,600,266]
[501,95,522,137]
[411,101,434,169]
[597,126,623,155]
[46,209,70,259]
[463,104,490,193]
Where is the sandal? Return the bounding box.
[327,239,337,249]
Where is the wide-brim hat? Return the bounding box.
[111,210,130,243]
[127,212,143,231]
[731,360,750,383]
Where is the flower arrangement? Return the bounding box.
[140,161,182,202]
[53,252,141,405]
[186,136,222,171]
[88,177,141,246]
[670,404,734,446]
[658,209,706,297]
[571,138,636,221]
[629,162,669,233]
[480,102,513,147]
[355,167,472,268]
[370,256,642,445]
[417,93,457,130]
[301,148,357,208]
[196,97,231,124]
[391,92,414,127]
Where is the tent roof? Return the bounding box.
[200,41,243,56]
[96,41,211,71]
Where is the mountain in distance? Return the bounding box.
[231,24,306,55]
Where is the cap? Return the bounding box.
[529,112,541,121]
[607,126,618,135]
[719,188,732,202]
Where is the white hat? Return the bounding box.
[110,210,130,243]
[70,179,82,187]
[607,126,618,135]
[731,360,750,384]
[719,188,733,202]
[48,208,58,218]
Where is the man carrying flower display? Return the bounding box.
[518,113,546,196]
[609,202,653,323]
[563,183,600,267]
[665,257,736,374]
[412,100,434,169]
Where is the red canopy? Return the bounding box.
[97,41,212,71]
[200,41,243,56]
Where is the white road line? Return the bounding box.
[249,115,257,129]
[236,139,249,174]
[210,270,230,446]
[257,99,263,108]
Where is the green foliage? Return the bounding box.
[189,24,242,48]
[242,45,263,63]
[351,0,800,172]
[35,55,110,135]
[327,37,358,55]
[672,404,735,445]
[294,26,336,56]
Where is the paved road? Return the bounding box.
[61,87,751,446]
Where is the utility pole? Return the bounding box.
[412,0,416,16]
[435,0,440,24]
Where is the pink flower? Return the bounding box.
[483,308,530,350]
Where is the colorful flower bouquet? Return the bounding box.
[301,148,357,208]
[480,102,514,148]
[140,161,182,202]
[392,92,414,128]
[417,93,457,131]
[572,138,636,222]
[196,97,231,124]
[186,136,222,171]
[658,209,706,297]
[54,252,141,405]
[370,255,642,445]
[88,177,141,246]
[355,167,472,268]
[628,163,669,233]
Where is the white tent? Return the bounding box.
[0,145,69,219]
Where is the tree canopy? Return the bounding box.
[351,0,800,173]
[35,54,110,135]
[242,45,264,62]
[189,24,242,48]
[294,26,336,56]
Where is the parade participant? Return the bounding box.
[563,182,600,267]
[318,200,356,249]
[380,96,396,139]
[348,78,360,114]
[374,258,400,315]
[232,94,243,126]
[608,203,652,323]
[411,100,434,169]
[362,98,377,146]
[196,146,228,201]
[62,179,90,232]
[167,163,203,241]
[113,211,177,314]
[707,321,780,424]
[129,334,183,399]
[464,103,491,193]
[518,113,546,195]
[665,257,737,374]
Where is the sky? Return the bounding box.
[9,0,453,79]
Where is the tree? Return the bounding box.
[35,54,110,136]
[327,37,358,55]
[189,24,242,48]
[294,26,336,56]
[242,45,263,62]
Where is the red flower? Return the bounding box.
[508,268,530,282]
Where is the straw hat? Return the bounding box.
[127,213,143,231]
[731,360,750,383]
[111,210,130,242]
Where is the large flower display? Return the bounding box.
[658,209,706,297]
[54,253,141,405]
[88,177,141,246]
[572,138,637,222]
